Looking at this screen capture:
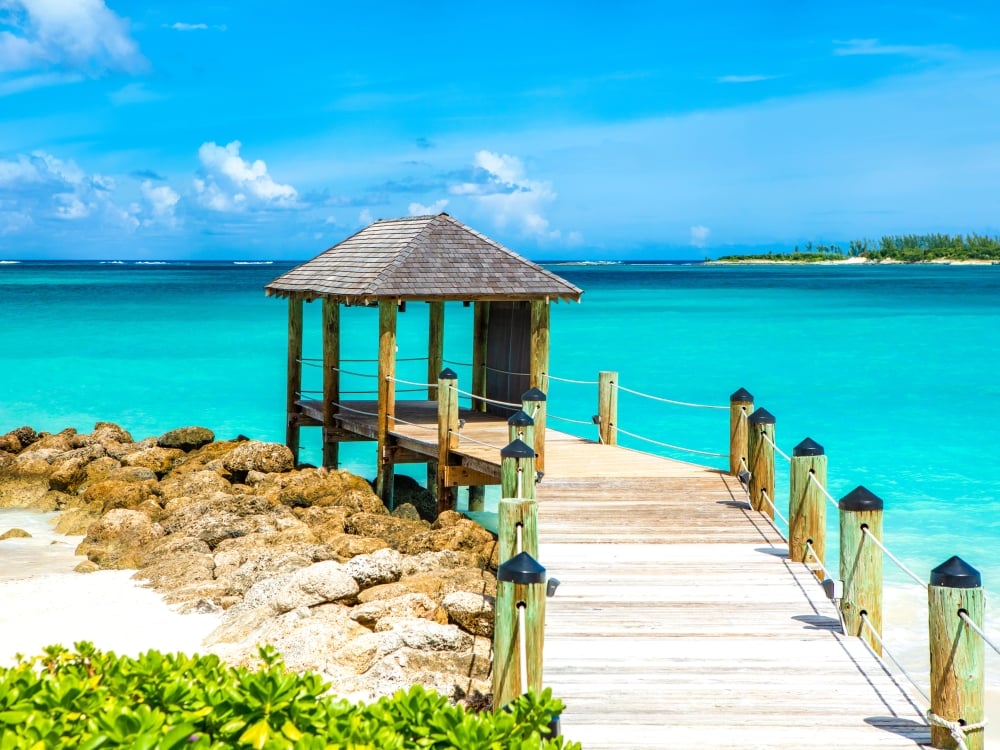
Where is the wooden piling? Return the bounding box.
[375,300,398,506]
[729,388,754,476]
[508,410,535,455]
[597,371,618,446]
[928,556,984,750]
[501,438,536,501]
[747,408,776,517]
[521,388,547,474]
[427,301,444,400]
[285,297,303,464]
[472,302,489,413]
[321,298,340,469]
[529,301,549,468]
[789,437,827,575]
[436,368,459,512]
[838,486,883,654]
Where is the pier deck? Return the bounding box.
[301,398,930,748]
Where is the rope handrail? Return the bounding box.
[759,488,789,536]
[484,363,532,377]
[298,359,323,368]
[614,426,727,458]
[339,390,378,395]
[342,356,427,363]
[544,373,599,385]
[761,432,792,463]
[859,613,931,704]
[330,365,379,378]
[959,611,1000,657]
[806,471,841,509]
[615,384,727,411]
[329,402,380,418]
[298,357,322,362]
[804,541,836,582]
[451,386,522,410]
[442,358,471,367]
[860,526,927,590]
[386,413,438,432]
[548,412,596,426]
[386,375,436,388]
[329,401,437,432]
[448,430,504,451]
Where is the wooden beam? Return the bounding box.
[386,445,429,464]
[427,301,444,399]
[472,302,490,412]
[529,300,550,471]
[442,465,500,487]
[375,299,397,506]
[322,297,340,469]
[437,369,459,511]
[285,297,303,465]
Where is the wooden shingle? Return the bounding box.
[265,213,583,303]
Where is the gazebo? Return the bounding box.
[265,213,582,507]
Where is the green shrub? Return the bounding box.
[0,643,580,749]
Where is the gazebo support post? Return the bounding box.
[529,300,550,471]
[322,298,340,469]
[285,297,303,465]
[427,301,445,495]
[472,302,490,413]
[376,299,398,507]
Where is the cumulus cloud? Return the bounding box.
[408,198,448,216]
[358,208,373,225]
[141,180,179,226]
[0,0,146,77]
[832,38,953,59]
[717,74,776,84]
[165,22,227,32]
[690,225,711,247]
[451,150,561,239]
[194,140,298,212]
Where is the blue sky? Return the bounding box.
[2,1,1000,260]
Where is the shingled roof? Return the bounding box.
[265,213,582,304]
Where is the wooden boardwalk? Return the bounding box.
[302,398,931,748]
[537,445,931,749]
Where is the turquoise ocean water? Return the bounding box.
[1,259,999,682]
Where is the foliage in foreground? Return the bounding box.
[0,643,579,750]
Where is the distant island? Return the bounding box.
[714,233,1000,264]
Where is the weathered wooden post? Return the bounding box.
[322,297,340,469]
[494,438,544,710]
[928,556,985,750]
[729,388,754,476]
[747,408,775,517]
[789,438,827,575]
[838,486,883,654]
[597,371,618,445]
[508,410,535,454]
[375,300,398,505]
[521,388,546,474]
[285,297,304,464]
[472,302,489,413]
[436,368,459,512]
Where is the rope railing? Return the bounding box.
[759,488,789,536]
[451,386,522,410]
[959,611,1000,657]
[860,526,927,590]
[547,412,596,427]
[386,375,437,388]
[442,358,472,368]
[342,356,427,363]
[298,358,324,368]
[761,432,792,463]
[544,373,599,385]
[807,470,841,509]
[614,426,727,458]
[859,613,932,704]
[448,430,505,451]
[330,365,379,378]
[615,383,727,411]
[805,541,836,582]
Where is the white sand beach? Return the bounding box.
[0,510,220,665]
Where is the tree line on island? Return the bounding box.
[717,233,1000,262]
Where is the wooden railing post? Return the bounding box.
[521,388,546,474]
[508,410,535,455]
[928,556,984,750]
[597,371,618,445]
[838,486,883,654]
[436,368,459,513]
[729,388,754,476]
[747,408,775,517]
[285,297,303,464]
[789,437,827,575]
[494,438,543,710]
[376,300,398,506]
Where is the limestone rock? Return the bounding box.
[157,469,232,502]
[342,548,403,589]
[74,560,100,574]
[391,502,422,521]
[382,619,473,652]
[54,508,101,535]
[159,492,278,548]
[223,441,294,475]
[254,468,384,513]
[76,508,164,569]
[121,447,184,477]
[90,422,134,445]
[442,591,495,637]
[349,593,438,628]
[0,528,30,540]
[30,429,77,453]
[138,535,215,589]
[323,533,389,562]
[158,426,215,452]
[0,435,21,454]
[391,475,437,522]
[400,518,495,558]
[332,631,404,674]
[81,479,154,514]
[48,444,107,492]
[345,512,429,550]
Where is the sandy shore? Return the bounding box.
[0,510,220,665]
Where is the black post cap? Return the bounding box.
[507,410,534,427]
[838,485,883,512]
[730,387,754,403]
[793,438,825,457]
[438,368,457,380]
[930,556,981,589]
[748,407,775,425]
[497,551,546,584]
[521,387,547,402]
[501,438,535,459]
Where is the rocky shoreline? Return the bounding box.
[0,423,497,704]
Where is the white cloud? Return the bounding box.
[0,0,145,75]
[165,22,226,32]
[408,198,448,215]
[0,70,82,96]
[833,38,953,59]
[358,208,373,225]
[718,74,776,84]
[690,225,711,247]
[141,180,179,226]
[109,82,162,105]
[453,150,562,239]
[195,140,298,212]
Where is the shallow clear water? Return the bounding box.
[1,259,999,681]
